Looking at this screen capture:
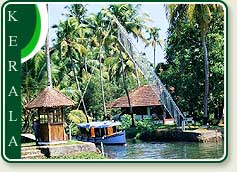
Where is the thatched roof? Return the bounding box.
[107,85,161,108]
[25,87,75,109]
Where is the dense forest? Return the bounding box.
[21,4,224,133]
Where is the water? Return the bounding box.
[99,140,224,159]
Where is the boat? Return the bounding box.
[77,121,126,144]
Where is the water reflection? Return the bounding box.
[98,139,224,159]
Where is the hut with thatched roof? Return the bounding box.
[26,87,75,144]
[107,85,171,121]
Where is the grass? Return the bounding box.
[21,142,35,147]
[21,140,84,147]
[209,125,224,130]
[22,140,105,159]
[29,152,105,159]
[62,140,84,145]
[49,152,105,159]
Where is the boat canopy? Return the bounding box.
[77,121,122,129]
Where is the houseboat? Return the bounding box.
[77,121,126,144]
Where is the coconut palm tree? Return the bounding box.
[85,12,113,117]
[146,27,163,68]
[119,50,135,126]
[166,4,222,124]
[64,4,89,72]
[64,4,88,23]
[108,4,149,42]
[56,17,89,122]
[106,4,151,86]
[100,4,150,125]
[46,4,52,88]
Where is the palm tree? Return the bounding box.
[119,50,135,126]
[101,4,150,125]
[166,4,221,124]
[85,12,113,117]
[67,109,88,140]
[46,4,52,88]
[64,4,88,23]
[56,17,89,122]
[106,4,150,86]
[21,49,47,132]
[65,4,89,72]
[146,27,163,68]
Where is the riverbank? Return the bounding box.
[21,141,103,159]
[126,126,224,143]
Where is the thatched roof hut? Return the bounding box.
[25,87,75,143]
[107,85,161,108]
[107,85,163,120]
[25,87,75,109]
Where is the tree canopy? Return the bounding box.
[21,4,225,133]
[160,4,224,124]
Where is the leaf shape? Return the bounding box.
[67,17,79,30]
[60,40,68,56]
[70,42,87,57]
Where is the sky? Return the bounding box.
[48,3,169,64]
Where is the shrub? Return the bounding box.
[51,152,105,159]
[121,114,135,129]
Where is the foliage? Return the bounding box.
[161,5,224,124]
[121,114,134,129]
[121,115,162,139]
[21,50,48,132]
[136,119,158,131]
[66,110,92,136]
[21,3,224,134]
[21,4,153,131]
[50,152,105,159]
[68,110,89,124]
[145,27,163,67]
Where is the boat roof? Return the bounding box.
[78,121,122,129]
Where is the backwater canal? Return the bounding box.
[98,139,224,160]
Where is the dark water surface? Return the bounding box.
[99,140,224,159]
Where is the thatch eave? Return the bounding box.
[107,85,161,108]
[25,87,76,109]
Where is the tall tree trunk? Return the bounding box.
[153,47,156,69]
[68,50,89,123]
[45,5,52,88]
[133,61,140,87]
[202,35,209,125]
[99,47,107,117]
[120,51,135,127]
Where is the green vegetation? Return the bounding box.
[50,152,105,159]
[21,140,104,159]
[21,140,83,147]
[62,140,84,145]
[22,4,224,134]
[160,4,224,125]
[121,114,161,139]
[66,110,92,136]
[21,142,35,147]
[29,152,105,159]
[121,114,218,140]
